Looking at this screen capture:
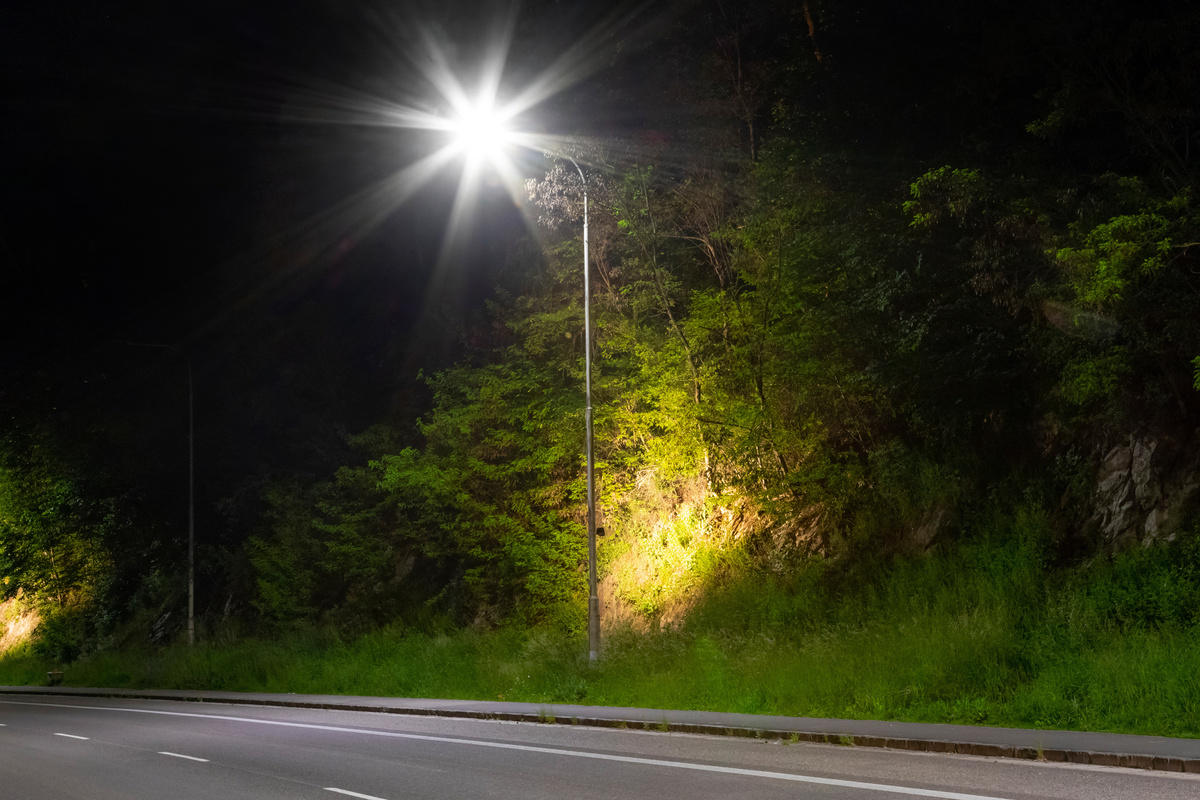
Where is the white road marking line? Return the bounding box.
[54,732,89,740]
[3,700,1009,800]
[159,751,209,762]
[325,789,387,800]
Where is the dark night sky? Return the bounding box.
[3,2,485,361]
[0,0,1078,437]
[1,0,673,371]
[0,0,677,542]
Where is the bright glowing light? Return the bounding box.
[448,101,512,159]
[248,4,650,280]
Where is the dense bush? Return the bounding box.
[7,508,1199,737]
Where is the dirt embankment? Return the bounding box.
[0,594,39,654]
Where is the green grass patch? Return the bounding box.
[3,505,1199,739]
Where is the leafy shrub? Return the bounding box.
[32,605,89,665]
[1073,524,1200,630]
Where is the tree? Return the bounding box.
[0,434,108,609]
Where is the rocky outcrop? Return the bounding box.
[907,501,956,552]
[1089,427,1200,549]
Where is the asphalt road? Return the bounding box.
[1,695,1196,799]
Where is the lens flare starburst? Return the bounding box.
[447,100,513,161]
[372,9,620,274]
[225,3,653,296]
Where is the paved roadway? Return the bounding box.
[1,695,1196,799]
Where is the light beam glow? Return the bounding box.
[447,99,513,161]
[216,2,660,303]
[350,4,652,234]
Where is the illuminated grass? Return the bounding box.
[609,500,736,618]
[2,507,1199,739]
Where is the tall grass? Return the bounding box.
[3,504,1198,738]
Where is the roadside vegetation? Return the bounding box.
[4,506,1199,739]
[3,1,1199,740]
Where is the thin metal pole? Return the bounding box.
[120,341,194,646]
[186,359,194,647]
[568,157,599,662]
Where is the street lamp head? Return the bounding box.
[448,99,512,161]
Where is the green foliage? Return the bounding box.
[31,605,90,665]
[1044,181,1200,424]
[377,345,592,625]
[904,167,986,228]
[1055,187,1191,309]
[243,122,1197,636]
[1056,346,1130,408]
[0,440,109,609]
[11,510,1200,738]
[248,308,593,628]
[609,499,745,618]
[247,481,322,621]
[1065,531,1200,631]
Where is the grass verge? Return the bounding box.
[2,504,1199,739]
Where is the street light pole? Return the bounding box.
[121,342,195,647]
[566,157,599,662]
[444,104,600,659]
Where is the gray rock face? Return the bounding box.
[909,502,954,551]
[1089,427,1200,549]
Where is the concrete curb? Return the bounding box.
[4,687,1198,774]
